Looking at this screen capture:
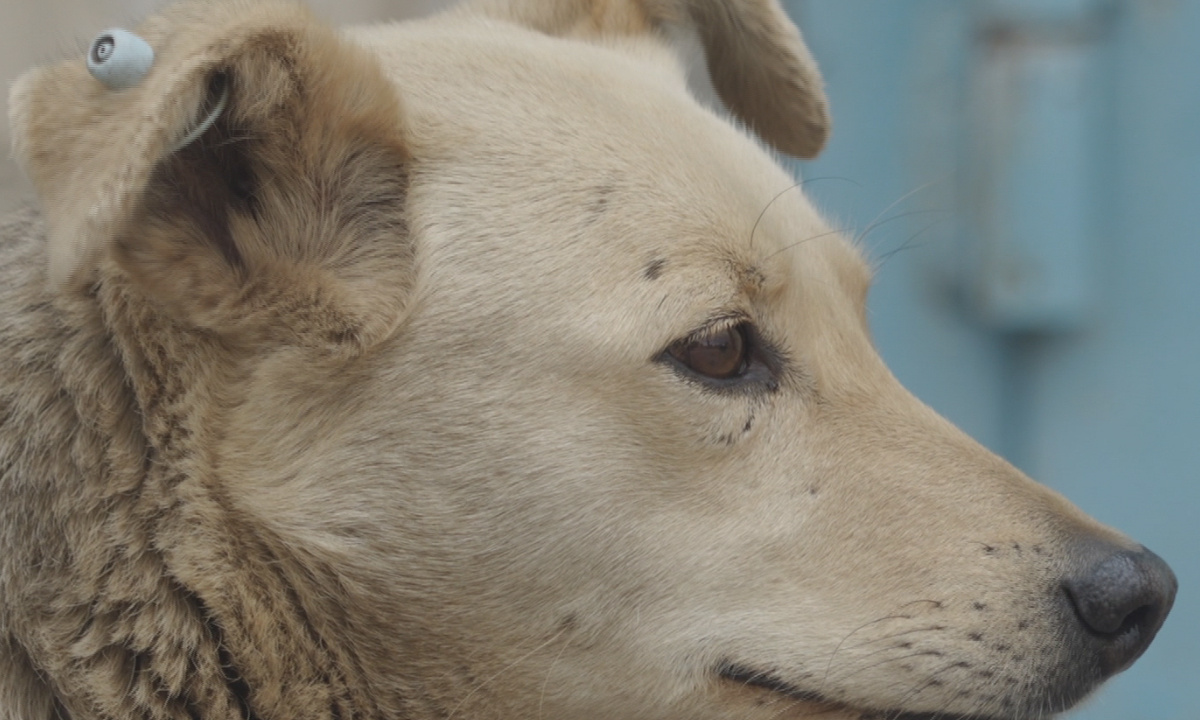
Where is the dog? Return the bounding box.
[0,1,1176,718]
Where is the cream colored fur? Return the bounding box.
[0,1,1166,719]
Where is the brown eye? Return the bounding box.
[667,324,748,379]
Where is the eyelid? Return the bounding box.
[681,313,751,344]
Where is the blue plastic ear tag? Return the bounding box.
[87,28,154,90]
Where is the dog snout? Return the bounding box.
[1062,542,1177,676]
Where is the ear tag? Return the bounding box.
[86,28,154,90]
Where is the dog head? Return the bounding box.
[8,1,1174,719]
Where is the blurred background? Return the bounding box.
[791,2,1197,718]
[2,0,1195,718]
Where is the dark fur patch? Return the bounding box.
[643,258,666,280]
[140,76,257,274]
[589,183,615,222]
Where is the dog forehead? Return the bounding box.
[348,17,868,295]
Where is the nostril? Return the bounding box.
[1117,604,1155,637]
[1062,547,1177,675]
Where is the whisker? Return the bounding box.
[820,613,915,690]
[840,624,948,653]
[536,630,572,720]
[760,209,942,272]
[763,228,847,263]
[858,208,945,250]
[828,650,945,685]
[871,217,945,271]
[852,182,935,248]
[749,176,861,251]
[446,625,569,720]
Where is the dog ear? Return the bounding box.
[9,1,413,354]
[465,0,830,158]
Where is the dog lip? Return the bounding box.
[715,662,1014,720]
[715,661,828,704]
[883,715,1009,720]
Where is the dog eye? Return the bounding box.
[666,324,749,379]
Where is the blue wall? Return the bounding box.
[788,2,1197,717]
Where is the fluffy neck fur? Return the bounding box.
[0,208,406,720]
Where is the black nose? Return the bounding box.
[1062,544,1177,676]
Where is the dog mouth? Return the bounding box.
[715,662,1013,720]
[716,662,829,705]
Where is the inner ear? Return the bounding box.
[113,30,415,354]
[151,73,255,273]
[114,68,267,327]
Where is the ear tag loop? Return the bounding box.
[170,75,230,152]
[86,28,229,153]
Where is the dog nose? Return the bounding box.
[1062,543,1176,676]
